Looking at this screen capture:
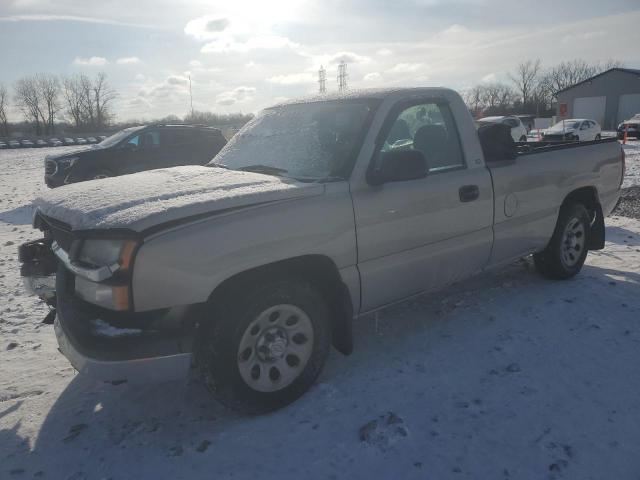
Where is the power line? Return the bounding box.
[337,61,348,94]
[318,65,326,94]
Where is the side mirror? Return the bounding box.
[367,149,428,186]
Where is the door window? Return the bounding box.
[379,102,465,172]
[126,130,161,148]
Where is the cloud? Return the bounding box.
[205,18,230,32]
[363,72,382,81]
[267,72,315,85]
[562,30,605,43]
[388,62,426,73]
[201,35,297,54]
[189,59,203,68]
[184,15,231,41]
[116,56,141,65]
[481,72,497,83]
[377,48,393,56]
[166,75,189,86]
[73,56,108,66]
[216,86,256,106]
[0,14,157,29]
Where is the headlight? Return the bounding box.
[57,157,78,169]
[77,238,138,271]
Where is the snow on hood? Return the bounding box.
[34,166,323,232]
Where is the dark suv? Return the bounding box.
[44,124,227,188]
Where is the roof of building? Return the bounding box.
[556,67,640,94]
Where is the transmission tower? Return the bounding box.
[337,61,348,93]
[318,66,326,94]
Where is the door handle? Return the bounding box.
[459,185,479,202]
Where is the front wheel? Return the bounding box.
[595,134,601,141]
[197,278,331,414]
[534,203,591,279]
[519,135,527,142]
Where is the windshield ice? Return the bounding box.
[211,101,373,181]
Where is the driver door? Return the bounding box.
[351,100,494,312]
[118,129,167,174]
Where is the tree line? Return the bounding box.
[464,58,624,117]
[0,72,117,136]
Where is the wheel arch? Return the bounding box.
[207,254,354,355]
[561,186,605,250]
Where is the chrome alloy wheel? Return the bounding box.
[560,217,585,267]
[237,304,314,393]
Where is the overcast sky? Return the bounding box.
[1,0,639,121]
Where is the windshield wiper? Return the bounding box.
[236,164,288,176]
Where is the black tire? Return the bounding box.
[519,135,527,142]
[534,203,591,279]
[595,134,601,141]
[197,278,331,414]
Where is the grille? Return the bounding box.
[45,159,57,175]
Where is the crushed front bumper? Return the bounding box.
[20,238,196,384]
[53,266,195,384]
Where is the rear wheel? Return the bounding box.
[519,135,527,142]
[534,203,591,279]
[198,278,331,414]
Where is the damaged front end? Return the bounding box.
[19,236,58,323]
[18,213,196,383]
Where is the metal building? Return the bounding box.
[556,68,640,129]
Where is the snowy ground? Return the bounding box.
[1,144,640,479]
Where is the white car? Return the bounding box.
[476,116,528,142]
[543,119,602,143]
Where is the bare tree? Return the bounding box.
[37,74,61,135]
[14,76,45,135]
[464,85,485,114]
[93,72,117,128]
[79,74,96,127]
[63,75,85,128]
[509,59,541,108]
[0,84,9,137]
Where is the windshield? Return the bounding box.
[210,101,374,181]
[99,126,145,148]
[550,121,580,130]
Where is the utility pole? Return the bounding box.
[318,66,326,94]
[188,75,194,117]
[337,61,348,94]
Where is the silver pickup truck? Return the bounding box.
[19,88,624,413]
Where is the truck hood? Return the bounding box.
[34,165,324,232]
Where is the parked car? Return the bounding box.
[86,137,98,143]
[75,137,88,145]
[476,115,528,142]
[543,119,602,142]
[526,129,546,141]
[8,140,21,148]
[63,138,75,145]
[36,139,48,148]
[21,88,624,413]
[43,124,227,187]
[617,114,640,139]
[21,139,35,148]
[0,141,7,149]
[48,138,63,147]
